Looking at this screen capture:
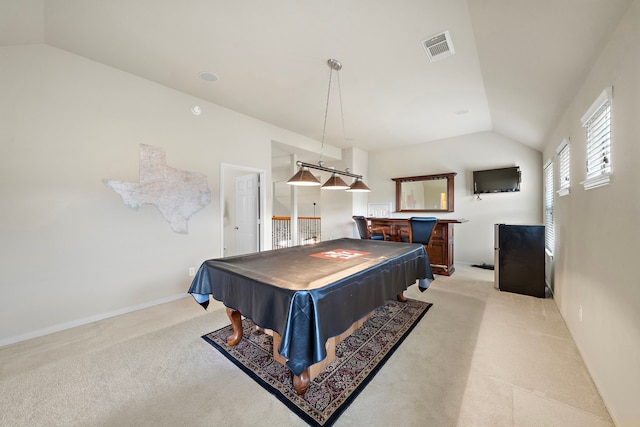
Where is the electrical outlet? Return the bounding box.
[579,305,583,322]
[188,267,196,277]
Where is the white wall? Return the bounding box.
[367,131,543,265]
[320,147,370,240]
[0,44,323,344]
[541,2,640,425]
[272,180,321,218]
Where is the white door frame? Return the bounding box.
[234,172,259,255]
[220,162,266,256]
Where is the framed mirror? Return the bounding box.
[392,172,456,212]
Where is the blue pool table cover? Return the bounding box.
[188,238,433,376]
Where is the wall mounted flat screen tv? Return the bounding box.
[473,166,521,194]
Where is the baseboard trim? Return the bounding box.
[0,293,190,348]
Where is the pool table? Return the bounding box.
[188,238,433,394]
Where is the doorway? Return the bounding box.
[220,163,265,257]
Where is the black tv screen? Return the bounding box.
[473,167,521,194]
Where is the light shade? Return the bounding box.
[346,178,371,192]
[321,173,350,190]
[287,167,321,186]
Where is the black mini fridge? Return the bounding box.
[494,224,546,298]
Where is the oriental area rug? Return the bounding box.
[202,298,432,427]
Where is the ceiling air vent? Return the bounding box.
[422,30,455,62]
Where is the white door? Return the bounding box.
[234,173,260,255]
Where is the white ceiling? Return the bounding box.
[2,0,633,154]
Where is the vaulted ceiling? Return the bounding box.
[2,0,633,154]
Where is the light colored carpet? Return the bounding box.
[0,265,613,426]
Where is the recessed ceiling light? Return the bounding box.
[198,71,219,82]
[191,105,202,116]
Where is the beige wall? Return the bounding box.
[322,147,370,240]
[0,44,329,344]
[541,2,640,425]
[367,131,543,265]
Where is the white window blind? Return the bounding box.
[581,87,612,189]
[544,161,554,254]
[557,139,570,196]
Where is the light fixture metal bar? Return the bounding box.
[296,161,362,179]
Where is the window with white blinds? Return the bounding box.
[556,138,570,196]
[544,161,554,254]
[581,87,612,190]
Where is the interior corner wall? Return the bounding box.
[0,44,319,345]
[348,146,370,215]
[367,132,543,265]
[318,148,366,241]
[541,2,640,425]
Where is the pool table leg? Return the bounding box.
[225,307,243,346]
[293,369,310,395]
[224,307,310,395]
[397,291,407,302]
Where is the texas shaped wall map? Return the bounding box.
[104,144,211,234]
